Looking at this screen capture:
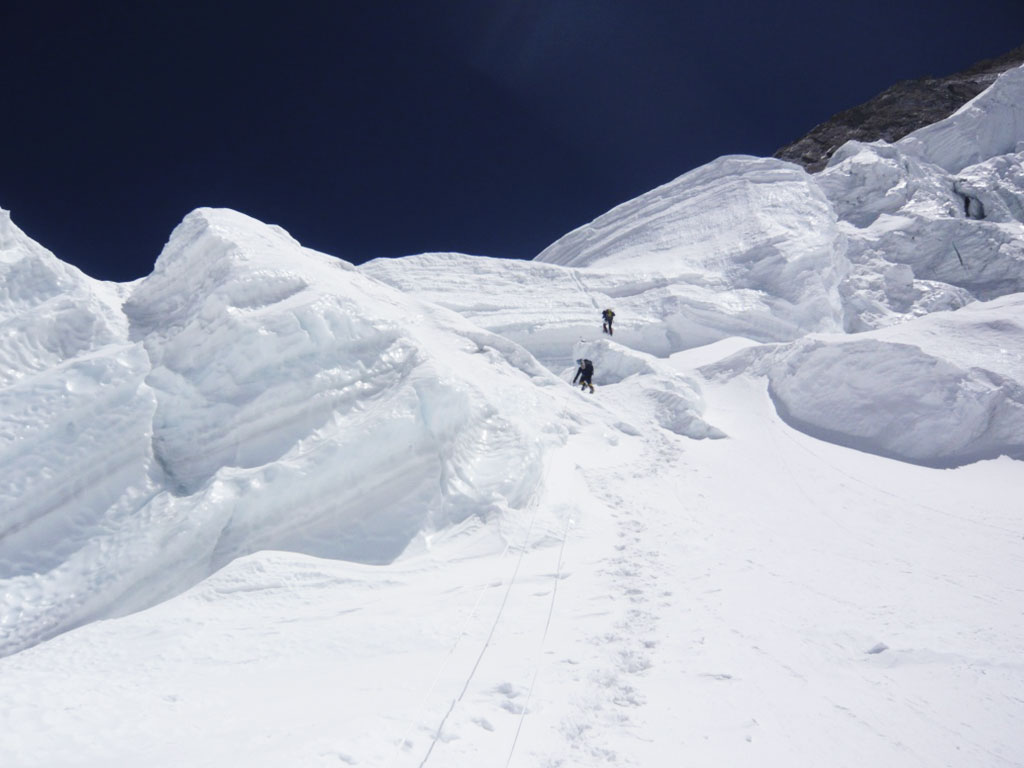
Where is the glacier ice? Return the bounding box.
[0,208,578,656]
[3,62,1024,662]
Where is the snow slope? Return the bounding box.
[2,61,1024,768]
[1,345,1019,767]
[364,157,848,362]
[897,63,1024,174]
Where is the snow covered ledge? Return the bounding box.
[703,294,1024,467]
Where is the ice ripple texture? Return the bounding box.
[0,208,563,656]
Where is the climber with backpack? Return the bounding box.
[602,308,615,335]
[573,358,595,393]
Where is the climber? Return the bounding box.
[573,358,595,393]
[602,308,615,335]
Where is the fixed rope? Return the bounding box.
[503,506,573,767]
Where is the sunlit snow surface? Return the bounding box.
[0,208,571,657]
[2,65,1024,768]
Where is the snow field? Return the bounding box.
[2,361,1020,767]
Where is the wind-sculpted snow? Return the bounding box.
[819,142,1024,330]
[361,252,603,367]
[534,156,842,280]
[364,160,849,363]
[528,157,847,344]
[897,64,1024,174]
[817,65,1024,331]
[0,208,571,657]
[0,210,130,386]
[0,346,157,574]
[0,211,161,652]
[705,295,1024,466]
[365,252,835,365]
[532,156,848,339]
[570,338,725,440]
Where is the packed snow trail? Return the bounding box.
[1,342,1021,766]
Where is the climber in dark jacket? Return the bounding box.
[573,358,595,393]
[602,308,615,335]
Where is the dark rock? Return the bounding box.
[775,44,1024,172]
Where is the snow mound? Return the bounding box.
[570,338,725,440]
[705,294,1024,466]
[570,338,658,384]
[0,208,573,657]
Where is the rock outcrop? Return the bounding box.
[775,44,1024,172]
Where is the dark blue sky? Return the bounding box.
[3,1,1022,281]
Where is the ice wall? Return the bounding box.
[367,157,850,362]
[0,208,568,657]
[818,64,1024,330]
